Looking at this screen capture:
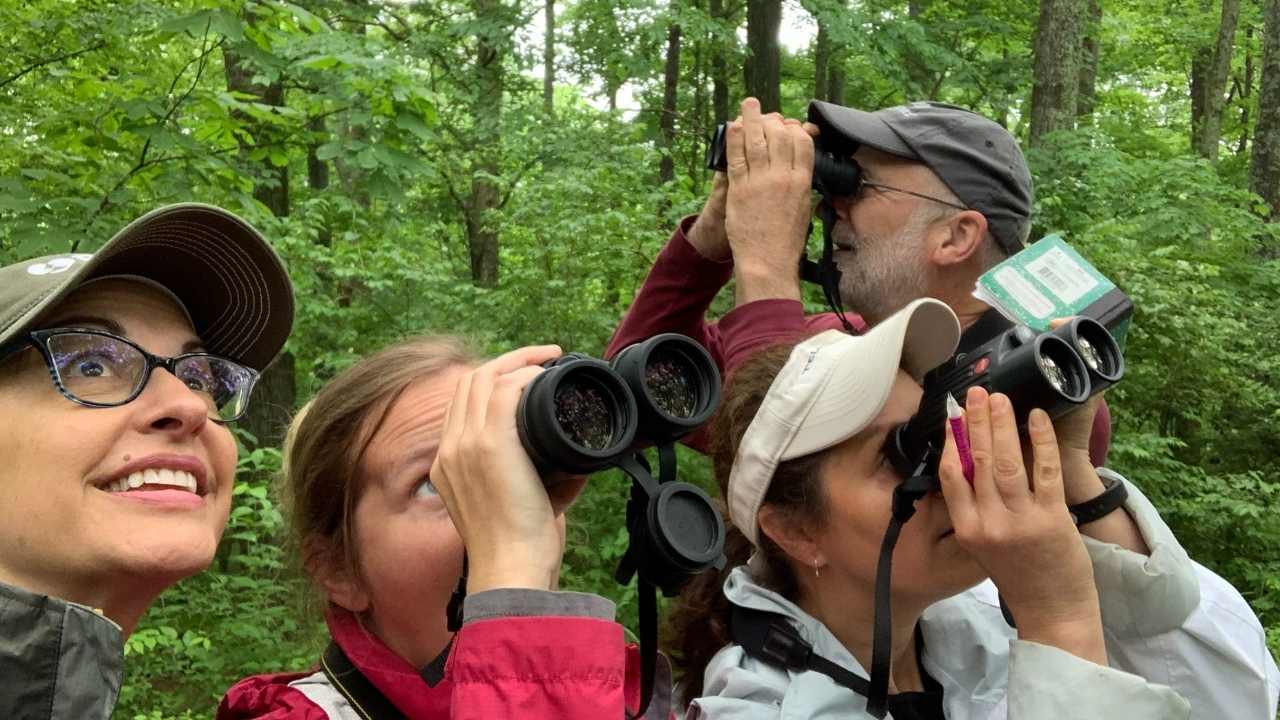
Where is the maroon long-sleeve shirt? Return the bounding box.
[605,216,1111,465]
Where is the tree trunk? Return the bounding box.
[225,49,288,217]
[1077,0,1102,117]
[828,59,846,106]
[1029,0,1085,145]
[543,0,555,116]
[224,44,294,449]
[241,351,296,452]
[905,0,932,97]
[335,5,370,208]
[306,115,333,247]
[744,0,781,112]
[467,0,507,286]
[1251,0,1280,217]
[659,23,682,185]
[691,9,708,184]
[1240,23,1256,155]
[710,0,731,125]
[1193,0,1243,160]
[814,19,830,101]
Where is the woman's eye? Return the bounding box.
[69,355,117,379]
[414,477,439,499]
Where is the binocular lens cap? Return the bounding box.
[653,483,725,566]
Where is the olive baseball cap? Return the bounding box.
[808,100,1033,255]
[0,203,293,370]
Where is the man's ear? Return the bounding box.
[758,505,823,567]
[304,535,370,613]
[931,209,988,267]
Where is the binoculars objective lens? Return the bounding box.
[517,334,722,477]
[644,349,699,420]
[1037,354,1068,395]
[553,380,616,452]
[1075,337,1101,372]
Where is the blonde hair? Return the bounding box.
[280,336,477,592]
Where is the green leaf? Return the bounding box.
[315,142,342,161]
[298,54,340,71]
[395,111,433,141]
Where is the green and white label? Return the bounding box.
[973,233,1115,332]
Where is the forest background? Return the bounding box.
[2,0,1279,716]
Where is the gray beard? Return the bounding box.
[831,222,931,326]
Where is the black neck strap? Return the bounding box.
[800,206,856,334]
[865,470,935,717]
[632,577,658,719]
[730,604,872,696]
[320,641,407,720]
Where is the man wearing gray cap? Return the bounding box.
[607,97,1109,474]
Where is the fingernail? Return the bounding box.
[989,393,1010,414]
[1030,409,1049,429]
[966,386,986,408]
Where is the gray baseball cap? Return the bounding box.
[0,203,294,370]
[807,100,1033,255]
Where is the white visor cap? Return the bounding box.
[727,298,961,546]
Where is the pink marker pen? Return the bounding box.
[946,393,975,485]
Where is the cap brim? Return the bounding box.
[17,204,293,370]
[808,100,920,160]
[782,299,958,459]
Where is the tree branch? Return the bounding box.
[0,42,106,90]
[82,22,221,233]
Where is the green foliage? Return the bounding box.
[2,0,1278,716]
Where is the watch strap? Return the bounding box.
[1068,474,1129,526]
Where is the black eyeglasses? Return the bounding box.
[0,328,259,423]
[847,161,969,211]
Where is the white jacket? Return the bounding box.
[690,470,1280,719]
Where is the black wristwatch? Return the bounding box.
[1068,474,1129,526]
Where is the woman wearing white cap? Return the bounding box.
[671,298,1278,719]
[0,204,293,719]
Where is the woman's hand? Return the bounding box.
[431,345,590,594]
[939,386,1107,665]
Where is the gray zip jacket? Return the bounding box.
[690,470,1280,719]
[0,581,123,720]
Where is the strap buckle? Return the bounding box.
[760,622,811,668]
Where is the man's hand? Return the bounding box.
[724,97,815,305]
[686,172,731,261]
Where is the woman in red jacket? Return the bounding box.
[219,337,669,719]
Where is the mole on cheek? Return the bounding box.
[122,455,131,463]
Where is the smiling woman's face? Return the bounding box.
[0,279,237,626]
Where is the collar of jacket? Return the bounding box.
[0,580,123,720]
[722,566,1015,705]
[326,606,454,718]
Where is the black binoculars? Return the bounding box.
[706,122,861,197]
[888,316,1126,480]
[515,333,722,476]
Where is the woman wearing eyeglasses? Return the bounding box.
[0,204,293,720]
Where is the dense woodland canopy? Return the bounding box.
[2,0,1279,715]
